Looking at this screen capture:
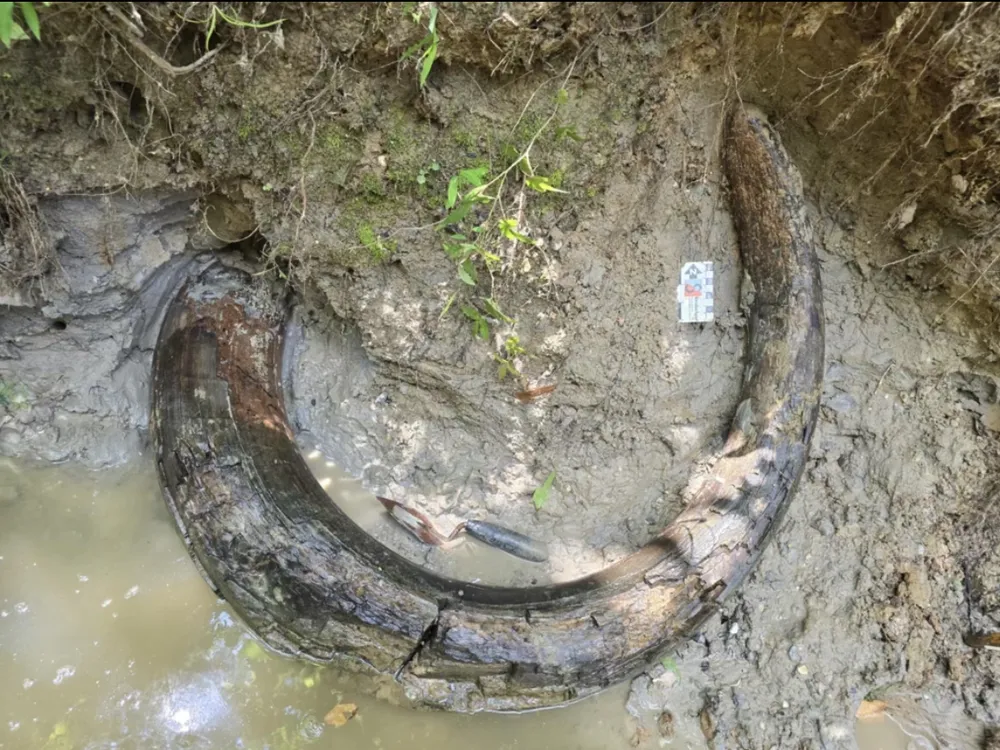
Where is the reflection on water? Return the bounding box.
[0,458,679,750]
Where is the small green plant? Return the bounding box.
[0,2,45,47]
[532,470,557,511]
[400,4,439,89]
[416,161,440,185]
[442,233,499,286]
[434,151,565,299]
[498,218,535,245]
[458,298,514,342]
[358,224,394,262]
[555,125,583,142]
[360,172,386,200]
[494,333,525,381]
[461,305,490,340]
[660,656,681,680]
[197,5,284,50]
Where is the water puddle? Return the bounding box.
[301,449,560,586]
[0,459,710,749]
[1,457,909,749]
[854,718,911,750]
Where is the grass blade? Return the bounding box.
[0,3,14,47]
[419,38,437,88]
[18,2,37,39]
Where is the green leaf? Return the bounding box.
[525,175,568,194]
[660,656,681,679]
[419,37,437,88]
[464,184,493,202]
[481,297,513,324]
[532,471,556,511]
[461,305,480,321]
[555,88,569,105]
[427,4,438,33]
[555,126,583,142]
[443,239,477,261]
[459,166,488,187]
[446,176,459,208]
[440,199,473,227]
[498,218,534,244]
[474,318,490,340]
[0,3,14,47]
[8,18,24,42]
[18,2,38,39]
[458,259,477,286]
[504,334,526,356]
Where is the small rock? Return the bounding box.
[699,707,716,741]
[951,174,969,195]
[981,404,1000,432]
[657,710,675,739]
[797,664,809,676]
[901,564,932,610]
[943,127,960,153]
[820,721,855,747]
[0,426,23,450]
[581,259,606,288]
[948,654,966,682]
[826,392,857,414]
[896,202,917,231]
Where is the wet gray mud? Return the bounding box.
[282,153,745,584]
[5,3,1000,747]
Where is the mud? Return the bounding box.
[4,2,1000,747]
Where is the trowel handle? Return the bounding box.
[463,520,549,563]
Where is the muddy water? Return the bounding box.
[0,459,716,749]
[0,458,920,749]
[854,719,911,750]
[302,449,564,586]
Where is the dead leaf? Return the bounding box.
[964,631,1000,649]
[856,700,888,720]
[324,703,358,728]
[515,384,556,403]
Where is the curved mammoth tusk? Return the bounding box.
[150,103,824,712]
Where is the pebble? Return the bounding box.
[657,710,675,739]
[797,664,809,676]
